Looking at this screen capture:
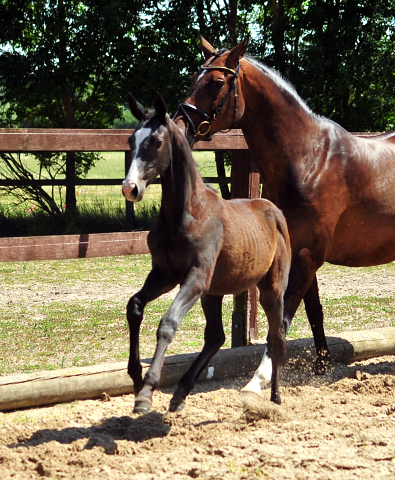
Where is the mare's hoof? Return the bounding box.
[169,399,186,412]
[133,399,152,414]
[314,354,331,376]
[270,392,281,405]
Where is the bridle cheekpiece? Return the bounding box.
[175,59,240,140]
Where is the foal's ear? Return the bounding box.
[199,34,217,60]
[226,35,250,68]
[127,93,146,121]
[153,92,167,124]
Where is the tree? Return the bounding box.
[295,0,395,131]
[249,0,395,132]
[0,0,141,214]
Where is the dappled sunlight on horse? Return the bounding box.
[173,35,395,393]
[122,92,291,413]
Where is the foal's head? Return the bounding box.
[122,93,171,202]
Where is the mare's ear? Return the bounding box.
[200,34,217,60]
[226,35,250,68]
[128,93,146,121]
[153,92,167,124]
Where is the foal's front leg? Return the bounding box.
[134,269,207,414]
[127,266,176,396]
[169,294,225,412]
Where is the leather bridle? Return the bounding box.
[174,60,240,140]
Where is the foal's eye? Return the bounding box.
[156,138,163,149]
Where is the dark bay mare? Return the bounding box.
[173,35,395,393]
[122,92,291,413]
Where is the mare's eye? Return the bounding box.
[156,138,163,149]
[214,80,224,89]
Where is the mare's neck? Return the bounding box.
[160,124,205,227]
[238,60,319,201]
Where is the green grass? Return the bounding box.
[1,256,395,376]
[1,153,394,376]
[0,255,234,375]
[0,150,222,236]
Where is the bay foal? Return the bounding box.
[122,92,291,413]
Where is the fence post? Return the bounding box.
[125,151,135,230]
[230,149,261,347]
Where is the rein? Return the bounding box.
[174,60,240,140]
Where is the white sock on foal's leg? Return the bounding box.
[241,347,272,394]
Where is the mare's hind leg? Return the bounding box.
[127,265,176,396]
[169,294,225,412]
[283,249,329,374]
[303,275,330,374]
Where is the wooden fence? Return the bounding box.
[0,128,259,348]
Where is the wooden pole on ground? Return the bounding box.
[1,327,395,412]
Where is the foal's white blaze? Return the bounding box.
[241,347,272,394]
[122,126,152,201]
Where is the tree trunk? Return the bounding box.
[228,0,238,46]
[215,151,231,199]
[58,0,77,216]
[271,0,285,73]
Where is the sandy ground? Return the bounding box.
[1,357,395,479]
[1,269,395,479]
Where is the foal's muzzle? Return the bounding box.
[122,180,145,202]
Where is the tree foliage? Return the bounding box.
[0,0,395,217]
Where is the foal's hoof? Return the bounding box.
[169,398,186,412]
[133,399,152,414]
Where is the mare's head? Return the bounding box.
[122,93,171,202]
[174,35,249,145]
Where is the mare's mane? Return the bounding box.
[244,56,314,116]
[204,47,316,117]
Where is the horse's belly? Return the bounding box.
[327,210,395,267]
[208,231,275,296]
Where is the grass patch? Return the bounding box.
[1,257,395,375]
[0,255,233,375]
[0,151,220,236]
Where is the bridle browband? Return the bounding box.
[174,59,240,140]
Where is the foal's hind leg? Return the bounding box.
[127,265,176,395]
[258,286,286,404]
[169,294,225,412]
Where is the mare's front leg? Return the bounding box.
[169,294,225,412]
[283,249,329,374]
[127,265,176,397]
[134,268,208,414]
[303,275,330,374]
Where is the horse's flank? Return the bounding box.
[173,35,395,378]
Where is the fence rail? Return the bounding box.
[0,128,380,347]
[0,128,256,347]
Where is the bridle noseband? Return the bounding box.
[174,60,240,140]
